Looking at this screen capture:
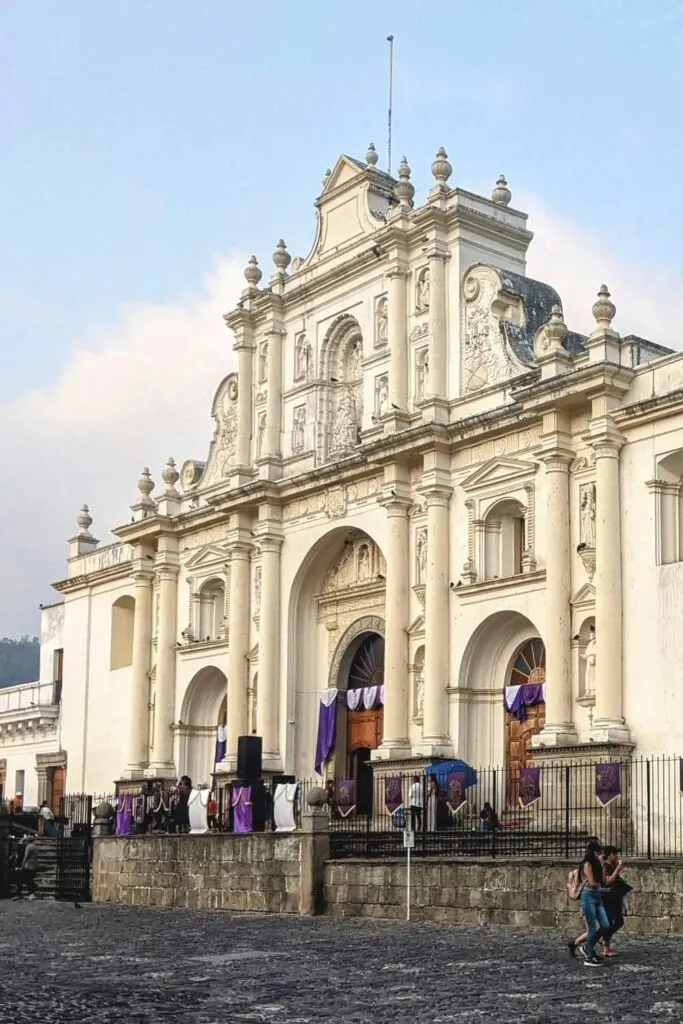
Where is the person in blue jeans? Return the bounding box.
[578,840,610,967]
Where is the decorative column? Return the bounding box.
[417,477,453,756]
[257,532,283,769]
[225,536,252,767]
[235,335,254,469]
[533,452,577,747]
[376,494,411,759]
[125,566,154,776]
[591,432,630,742]
[387,267,408,411]
[428,252,447,401]
[264,327,285,458]
[147,565,179,775]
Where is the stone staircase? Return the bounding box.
[33,837,59,898]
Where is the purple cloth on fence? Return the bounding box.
[385,776,403,814]
[446,772,468,814]
[315,700,337,776]
[336,780,356,818]
[519,767,541,807]
[596,763,621,807]
[233,786,253,834]
[115,794,134,837]
[504,683,546,722]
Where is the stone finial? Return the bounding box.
[395,156,415,209]
[322,168,332,187]
[592,284,616,330]
[492,174,512,206]
[77,503,93,536]
[243,255,262,291]
[162,457,180,493]
[431,147,452,187]
[272,239,292,278]
[546,304,568,348]
[366,143,379,167]
[137,467,155,505]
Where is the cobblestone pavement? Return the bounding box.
[2,902,683,1023]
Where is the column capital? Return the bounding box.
[228,540,253,561]
[386,263,409,280]
[418,483,453,507]
[257,534,284,554]
[132,568,155,586]
[647,478,681,496]
[538,449,573,473]
[378,494,412,516]
[155,564,180,584]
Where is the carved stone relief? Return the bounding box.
[462,267,522,394]
[579,483,597,548]
[324,486,347,519]
[415,527,427,585]
[453,427,540,469]
[374,296,388,348]
[415,348,429,403]
[327,614,386,689]
[200,374,238,487]
[256,412,266,459]
[374,374,389,418]
[294,333,310,381]
[292,405,306,451]
[322,537,386,595]
[258,341,268,384]
[415,267,430,312]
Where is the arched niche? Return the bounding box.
[178,665,227,787]
[110,595,135,670]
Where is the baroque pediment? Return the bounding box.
[195,373,238,490]
[460,456,537,493]
[183,544,229,571]
[571,582,595,608]
[408,615,425,637]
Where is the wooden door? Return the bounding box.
[50,767,65,817]
[347,707,384,754]
[504,638,546,806]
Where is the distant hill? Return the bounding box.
[0,637,40,687]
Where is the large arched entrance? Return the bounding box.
[178,666,227,787]
[504,637,546,805]
[343,632,384,814]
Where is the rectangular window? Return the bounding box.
[53,648,64,683]
[15,769,25,798]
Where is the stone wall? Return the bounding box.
[93,822,329,915]
[325,859,683,935]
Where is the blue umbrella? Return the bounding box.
[424,760,477,789]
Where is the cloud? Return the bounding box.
[523,195,679,346]
[0,255,245,636]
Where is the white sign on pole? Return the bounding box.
[404,829,414,921]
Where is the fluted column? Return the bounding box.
[125,568,154,776]
[147,565,179,774]
[387,268,408,411]
[428,253,447,400]
[235,338,253,469]
[264,328,284,458]
[592,434,629,742]
[225,541,251,766]
[417,484,453,756]
[376,496,411,758]
[533,453,577,747]
[257,534,283,768]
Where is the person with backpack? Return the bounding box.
[567,843,629,960]
[567,840,610,967]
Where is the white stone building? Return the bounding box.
[13,146,683,803]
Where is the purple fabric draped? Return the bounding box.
[519,767,541,807]
[115,794,134,837]
[504,683,546,722]
[215,725,227,765]
[315,701,337,776]
[385,776,403,815]
[233,786,253,834]
[446,773,468,815]
[596,763,622,807]
[336,780,356,818]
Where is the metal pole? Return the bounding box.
[387,35,394,175]
[406,838,411,921]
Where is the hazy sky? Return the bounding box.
[2,1,683,636]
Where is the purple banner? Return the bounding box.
[233,785,253,834]
[446,772,468,815]
[680,757,683,797]
[384,776,403,815]
[519,767,541,808]
[596,763,622,807]
[315,700,337,776]
[336,780,356,818]
[115,794,133,837]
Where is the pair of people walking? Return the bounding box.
[568,840,631,966]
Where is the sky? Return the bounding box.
[2,0,683,637]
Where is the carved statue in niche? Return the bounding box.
[254,566,262,618]
[414,670,424,722]
[258,341,268,383]
[375,375,389,418]
[580,483,596,548]
[375,296,388,347]
[415,349,429,402]
[295,334,310,380]
[257,412,267,458]
[581,626,596,695]
[416,528,428,584]
[416,268,430,312]
[292,406,306,451]
[358,544,371,581]
[248,677,258,734]
[345,339,362,381]
[332,387,357,456]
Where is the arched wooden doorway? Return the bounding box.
[505,637,546,805]
[346,634,384,815]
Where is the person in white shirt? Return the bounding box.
[408,776,424,832]
[39,801,57,838]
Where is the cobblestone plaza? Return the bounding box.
[2,903,683,1023]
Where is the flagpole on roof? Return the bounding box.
[387,35,394,176]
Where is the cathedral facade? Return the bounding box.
[30,146,683,797]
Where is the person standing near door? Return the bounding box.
[409,776,423,832]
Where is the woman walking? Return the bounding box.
[575,840,610,967]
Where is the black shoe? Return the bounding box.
[576,945,588,960]
[568,941,577,958]
[583,956,604,968]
